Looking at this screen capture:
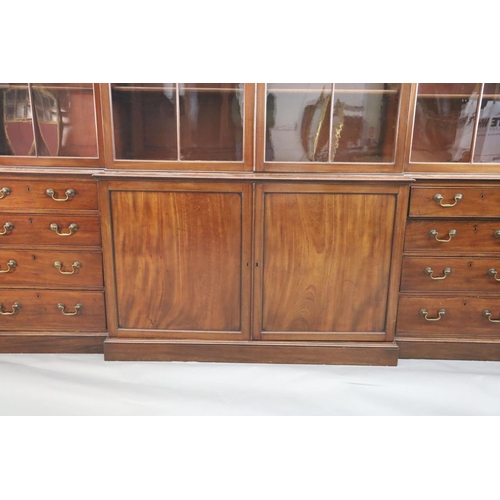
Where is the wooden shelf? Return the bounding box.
[0,84,93,91]
[417,93,479,99]
[267,87,398,94]
[111,86,242,93]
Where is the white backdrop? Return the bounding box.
[0,354,499,415]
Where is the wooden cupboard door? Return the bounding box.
[254,184,399,341]
[108,183,251,340]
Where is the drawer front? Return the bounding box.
[397,295,500,337]
[0,180,98,211]
[0,290,106,331]
[401,257,500,292]
[405,220,500,252]
[409,186,500,218]
[0,250,103,287]
[0,214,101,247]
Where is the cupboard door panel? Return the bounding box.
[257,189,397,338]
[110,188,248,337]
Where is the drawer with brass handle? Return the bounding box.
[397,295,500,338]
[409,186,500,218]
[0,290,106,331]
[0,180,98,211]
[0,250,103,287]
[401,257,500,292]
[0,214,100,247]
[405,220,500,253]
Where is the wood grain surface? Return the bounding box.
[259,191,396,335]
[110,189,246,334]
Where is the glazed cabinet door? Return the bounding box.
[0,83,104,167]
[101,84,255,171]
[253,183,408,341]
[256,83,411,173]
[101,181,252,340]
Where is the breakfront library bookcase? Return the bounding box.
[0,82,499,365]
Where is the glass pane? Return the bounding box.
[111,83,177,160]
[331,83,400,162]
[266,83,332,162]
[411,83,481,162]
[179,83,243,161]
[0,83,35,156]
[32,84,98,157]
[474,84,500,163]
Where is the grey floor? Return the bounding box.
[0,354,499,415]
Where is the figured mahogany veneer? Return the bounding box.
[0,289,106,331]
[0,249,103,288]
[0,179,98,211]
[401,256,500,292]
[0,213,101,247]
[409,186,500,218]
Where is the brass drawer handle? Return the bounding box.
[54,261,81,275]
[419,308,446,321]
[424,267,451,280]
[0,187,11,199]
[0,260,17,274]
[57,302,83,316]
[494,230,500,239]
[0,222,14,235]
[429,229,456,242]
[433,193,462,207]
[482,310,500,323]
[50,223,78,236]
[0,301,21,315]
[46,188,75,202]
[488,268,500,282]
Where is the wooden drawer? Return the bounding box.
[0,180,98,211]
[405,220,500,253]
[409,186,500,218]
[0,250,103,288]
[0,214,101,247]
[401,257,500,292]
[0,290,106,331]
[397,295,500,338]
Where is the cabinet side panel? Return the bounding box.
[111,191,242,332]
[262,192,396,333]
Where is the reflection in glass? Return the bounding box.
[0,83,98,158]
[266,84,332,161]
[111,83,177,160]
[0,84,35,156]
[331,83,400,162]
[411,83,480,163]
[265,83,400,163]
[179,83,243,161]
[33,84,98,157]
[474,84,500,163]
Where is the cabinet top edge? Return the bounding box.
[92,171,415,183]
